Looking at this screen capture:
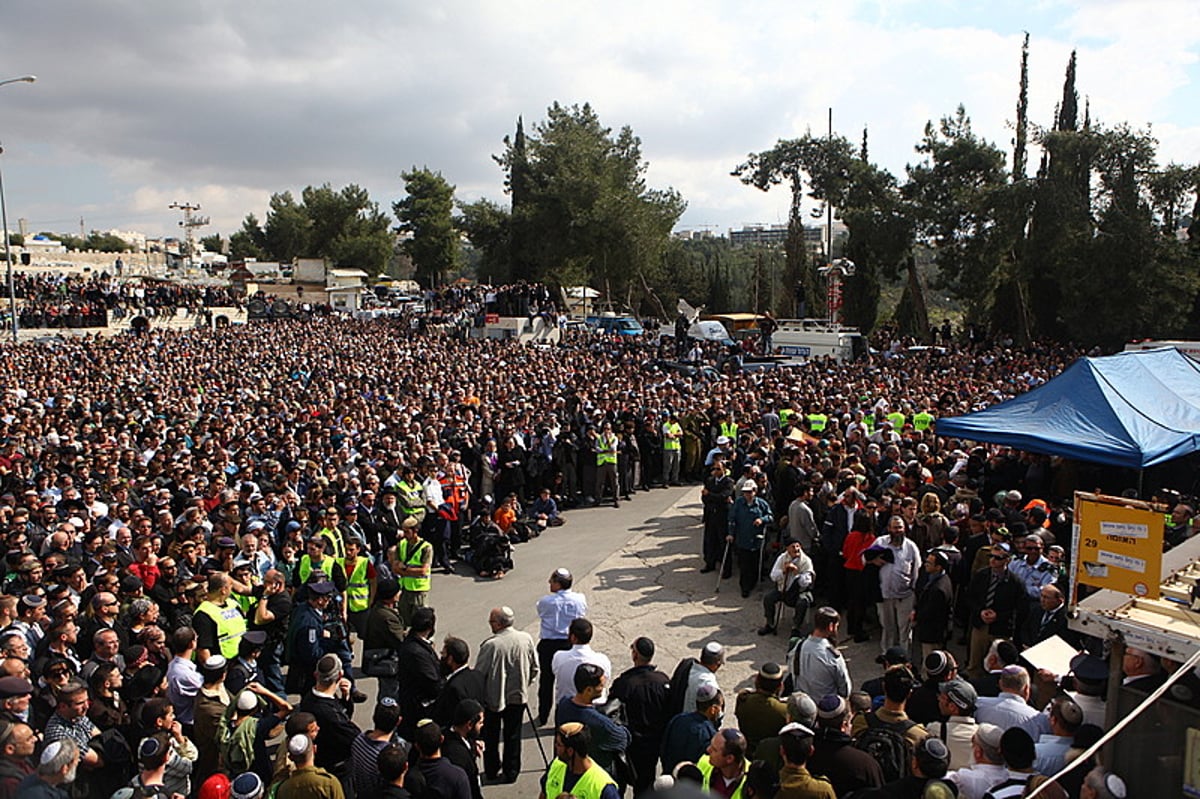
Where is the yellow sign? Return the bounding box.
[1074,495,1163,599]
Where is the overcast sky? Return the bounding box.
[1,1,1197,241]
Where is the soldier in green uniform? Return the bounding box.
[776,722,835,799]
[733,662,789,752]
[277,733,345,799]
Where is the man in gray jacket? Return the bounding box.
[476,606,538,784]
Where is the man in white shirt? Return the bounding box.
[866,516,921,653]
[550,617,611,706]
[924,679,979,771]
[947,723,1009,799]
[758,538,815,639]
[682,641,725,714]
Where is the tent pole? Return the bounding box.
[1137,469,1144,499]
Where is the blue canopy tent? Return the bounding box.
[935,348,1200,470]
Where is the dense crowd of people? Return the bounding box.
[11,272,242,329]
[0,290,1174,799]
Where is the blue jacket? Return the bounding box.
[728,495,773,549]
[660,712,718,773]
[554,696,631,772]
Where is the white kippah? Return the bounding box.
[287,734,311,758]
[39,741,63,765]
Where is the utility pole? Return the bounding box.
[168,202,209,268]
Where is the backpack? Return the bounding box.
[853,711,916,783]
[665,657,698,718]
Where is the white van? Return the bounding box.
[770,319,866,362]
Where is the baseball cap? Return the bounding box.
[938,679,977,712]
[876,646,909,666]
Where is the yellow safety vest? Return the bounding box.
[346,556,370,612]
[863,413,875,433]
[398,480,426,516]
[663,422,682,451]
[317,526,346,566]
[807,413,828,432]
[297,553,335,585]
[696,754,749,799]
[233,592,255,617]
[887,412,905,429]
[719,421,738,440]
[913,411,934,431]
[397,538,431,593]
[196,599,247,660]
[779,409,794,426]
[543,760,616,799]
[596,434,618,466]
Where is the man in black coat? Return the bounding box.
[913,550,954,659]
[297,653,363,778]
[397,606,443,740]
[1018,584,1072,649]
[808,694,884,796]
[432,636,487,729]
[609,637,670,795]
[966,543,1024,678]
[441,699,485,799]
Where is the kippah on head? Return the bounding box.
[287,734,312,759]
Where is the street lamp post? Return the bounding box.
[0,75,35,344]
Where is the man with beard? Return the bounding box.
[15,738,78,799]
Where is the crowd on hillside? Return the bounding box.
[10,272,242,329]
[0,303,1171,799]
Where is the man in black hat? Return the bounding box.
[0,676,33,724]
[734,662,788,753]
[861,646,910,700]
[609,637,669,796]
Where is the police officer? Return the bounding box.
[284,580,336,696]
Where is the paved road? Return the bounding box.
[343,485,888,798]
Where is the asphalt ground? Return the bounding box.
[337,484,907,798]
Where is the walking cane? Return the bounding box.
[715,538,731,593]
[525,702,550,768]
